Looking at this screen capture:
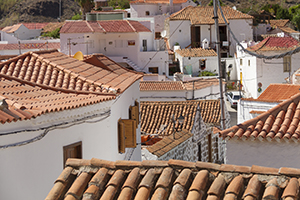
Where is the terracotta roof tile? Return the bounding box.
[140,100,221,135]
[247,36,300,52]
[176,48,217,57]
[20,22,49,29]
[278,26,299,34]
[60,20,151,33]
[1,24,23,33]
[140,78,220,91]
[146,129,193,157]
[270,19,290,27]
[47,158,300,200]
[219,92,300,142]
[169,6,253,25]
[0,50,142,123]
[0,42,60,50]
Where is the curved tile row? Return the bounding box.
[46,158,300,200]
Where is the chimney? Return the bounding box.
[170,0,173,13]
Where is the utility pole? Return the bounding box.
[68,38,71,56]
[213,0,226,130]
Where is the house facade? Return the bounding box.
[236,36,300,99]
[165,6,253,57]
[0,50,142,200]
[219,93,300,168]
[1,24,42,40]
[60,20,168,75]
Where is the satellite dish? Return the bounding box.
[73,51,84,61]
[161,30,167,38]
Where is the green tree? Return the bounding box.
[289,5,300,30]
[42,28,60,39]
[75,0,94,19]
[276,7,291,20]
[108,0,130,9]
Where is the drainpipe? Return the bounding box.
[213,0,226,130]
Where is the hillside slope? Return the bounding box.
[0,0,80,27]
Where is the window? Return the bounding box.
[118,119,137,153]
[155,32,161,39]
[207,134,212,162]
[142,39,147,51]
[63,142,82,167]
[240,59,243,66]
[127,13,131,18]
[145,11,150,16]
[248,60,250,66]
[149,67,159,74]
[199,59,206,70]
[283,56,291,72]
[129,100,139,128]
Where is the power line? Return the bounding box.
[217,0,300,59]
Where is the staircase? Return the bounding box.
[123,58,148,73]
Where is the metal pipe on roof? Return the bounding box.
[213,0,226,131]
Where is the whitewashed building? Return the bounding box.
[0,50,143,200]
[219,92,300,169]
[236,36,300,99]
[1,24,42,40]
[60,20,168,75]
[165,6,253,57]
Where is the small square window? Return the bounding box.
[63,141,82,167]
[240,59,243,66]
[248,60,250,66]
[155,32,161,39]
[149,67,159,74]
[145,11,150,16]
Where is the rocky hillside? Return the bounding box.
[0,0,80,27]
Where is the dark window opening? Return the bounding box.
[63,141,82,167]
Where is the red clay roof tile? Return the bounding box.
[60,20,151,33]
[247,36,300,52]
[48,158,300,200]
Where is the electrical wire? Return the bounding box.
[141,20,186,70]
[217,0,300,59]
[0,110,111,149]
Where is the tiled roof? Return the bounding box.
[1,24,22,33]
[130,0,187,4]
[169,6,253,25]
[0,50,142,94]
[219,93,300,142]
[140,81,185,91]
[47,157,300,200]
[21,22,49,29]
[278,26,299,34]
[247,36,300,52]
[140,78,220,91]
[183,78,220,90]
[0,75,114,123]
[42,22,64,33]
[270,19,289,27]
[60,20,151,33]
[175,48,217,57]
[140,100,221,135]
[0,42,60,50]
[242,84,300,103]
[146,129,193,157]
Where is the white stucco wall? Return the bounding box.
[226,139,300,168]
[0,81,141,200]
[168,20,191,50]
[229,19,253,56]
[238,100,278,124]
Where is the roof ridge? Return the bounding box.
[86,21,94,32]
[96,21,106,32]
[0,73,116,97]
[126,20,136,32]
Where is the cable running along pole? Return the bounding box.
[213,0,226,130]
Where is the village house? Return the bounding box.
[47,157,300,200]
[0,50,142,200]
[219,92,300,169]
[140,77,223,101]
[140,100,230,163]
[165,6,253,57]
[238,83,300,123]
[236,36,300,99]
[59,20,169,75]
